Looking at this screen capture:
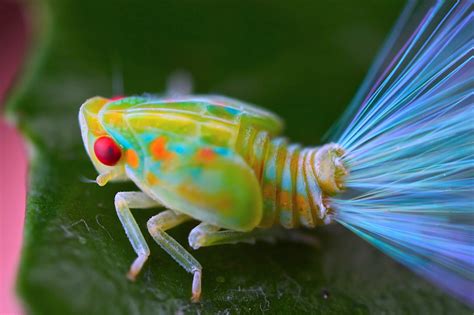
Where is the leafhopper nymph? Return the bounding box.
[78,1,473,305]
[79,95,347,302]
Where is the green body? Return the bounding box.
[80,95,341,232]
[79,94,346,301]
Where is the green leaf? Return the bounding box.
[10,1,470,314]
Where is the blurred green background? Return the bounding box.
[9,0,470,314]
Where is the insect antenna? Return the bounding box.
[78,175,98,184]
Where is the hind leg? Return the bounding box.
[188,222,320,249]
[188,222,273,249]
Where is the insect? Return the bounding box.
[79,0,473,306]
[79,94,345,302]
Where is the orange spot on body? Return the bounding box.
[278,191,291,209]
[296,194,309,210]
[177,184,232,212]
[146,172,159,185]
[263,183,275,198]
[196,148,216,162]
[126,149,139,168]
[296,195,312,221]
[150,137,174,160]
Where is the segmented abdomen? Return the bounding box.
[235,129,331,229]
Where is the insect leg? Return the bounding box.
[188,222,265,250]
[146,210,202,302]
[189,223,319,249]
[114,191,160,280]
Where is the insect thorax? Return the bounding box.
[235,127,346,229]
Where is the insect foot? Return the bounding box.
[191,268,202,303]
[188,223,220,250]
[127,254,149,281]
[188,229,206,250]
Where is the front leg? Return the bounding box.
[114,191,159,280]
[146,210,202,302]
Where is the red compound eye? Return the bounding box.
[94,136,122,166]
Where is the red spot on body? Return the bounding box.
[150,137,173,160]
[197,148,216,161]
[109,96,125,101]
[94,136,122,166]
